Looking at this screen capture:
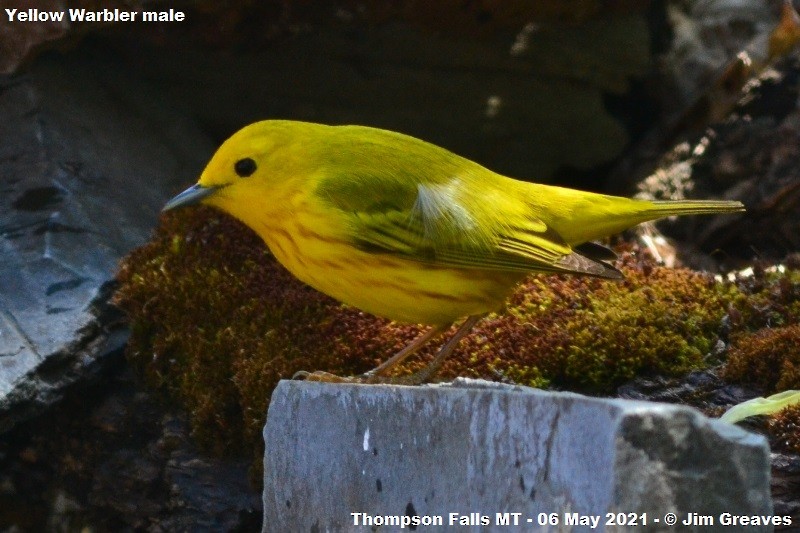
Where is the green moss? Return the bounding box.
[425,252,737,393]
[117,207,777,466]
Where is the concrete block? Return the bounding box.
[263,379,772,532]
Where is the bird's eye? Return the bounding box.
[234,158,257,177]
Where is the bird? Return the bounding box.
[162,120,745,384]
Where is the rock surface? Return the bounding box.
[634,53,800,261]
[0,363,261,530]
[660,0,781,114]
[619,368,800,527]
[0,46,213,431]
[263,379,772,532]
[0,0,164,74]
[106,9,651,184]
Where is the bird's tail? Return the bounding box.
[555,196,745,245]
[647,199,745,216]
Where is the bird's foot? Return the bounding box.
[291,317,485,386]
[291,370,359,383]
[291,369,423,385]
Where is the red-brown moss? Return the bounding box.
[719,261,800,395]
[769,404,800,454]
[722,325,800,393]
[716,262,800,451]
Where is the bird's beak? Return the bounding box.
[162,183,219,212]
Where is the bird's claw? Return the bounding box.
[292,369,409,384]
[292,370,366,383]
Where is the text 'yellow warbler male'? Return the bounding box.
[163,120,744,384]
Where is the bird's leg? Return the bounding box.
[361,323,449,378]
[388,314,485,385]
[292,323,447,383]
[296,315,484,385]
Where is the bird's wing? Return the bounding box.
[316,173,621,278]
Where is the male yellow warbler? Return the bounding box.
[163,120,744,383]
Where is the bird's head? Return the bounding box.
[162,120,324,219]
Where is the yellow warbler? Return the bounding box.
[163,120,744,383]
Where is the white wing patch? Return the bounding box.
[412,180,476,239]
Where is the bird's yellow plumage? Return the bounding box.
[163,120,744,383]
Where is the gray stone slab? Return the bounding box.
[0,48,214,429]
[263,379,772,532]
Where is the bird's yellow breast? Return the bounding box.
[252,203,523,325]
